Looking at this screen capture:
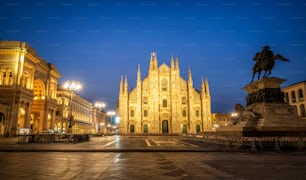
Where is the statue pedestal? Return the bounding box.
[217,77,306,136]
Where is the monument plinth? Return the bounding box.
[244,78,305,133]
[216,46,306,136]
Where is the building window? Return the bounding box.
[300,104,306,117]
[182,97,186,104]
[144,110,148,117]
[182,110,186,117]
[143,97,148,104]
[1,71,14,86]
[291,91,296,103]
[163,99,167,107]
[130,110,134,117]
[298,89,304,101]
[196,110,200,117]
[162,79,167,91]
[9,72,13,85]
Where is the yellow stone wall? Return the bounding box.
[282,81,306,118]
[0,41,60,136]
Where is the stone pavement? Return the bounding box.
[0,136,235,152]
[1,136,306,179]
[1,151,306,179]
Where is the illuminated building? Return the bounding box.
[283,81,306,118]
[0,41,60,136]
[55,88,96,134]
[118,52,212,134]
[211,113,231,130]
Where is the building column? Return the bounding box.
[25,102,31,128]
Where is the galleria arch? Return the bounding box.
[0,41,60,136]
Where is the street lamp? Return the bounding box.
[95,102,106,134]
[63,80,82,134]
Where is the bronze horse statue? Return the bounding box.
[251,46,289,82]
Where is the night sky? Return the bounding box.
[1,0,305,113]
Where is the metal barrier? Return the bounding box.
[188,134,306,152]
[17,134,90,144]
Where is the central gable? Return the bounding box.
[159,63,170,75]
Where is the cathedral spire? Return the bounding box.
[124,75,128,92]
[120,75,123,93]
[205,77,210,96]
[171,55,174,69]
[175,55,179,70]
[201,76,205,91]
[188,65,193,83]
[137,64,141,81]
[149,52,158,74]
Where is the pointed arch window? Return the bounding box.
[130,110,134,117]
[143,97,148,104]
[196,110,200,117]
[163,99,167,107]
[182,110,186,117]
[144,110,148,117]
[162,79,167,91]
[182,97,187,104]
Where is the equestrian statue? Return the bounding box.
[251,45,289,82]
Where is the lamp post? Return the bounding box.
[95,102,106,135]
[63,80,82,135]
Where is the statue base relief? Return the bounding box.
[216,77,306,136]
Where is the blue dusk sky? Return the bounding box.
[1,0,306,113]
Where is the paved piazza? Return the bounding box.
[0,136,306,179]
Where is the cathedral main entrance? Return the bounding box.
[143,124,148,133]
[130,124,135,133]
[196,125,201,134]
[182,124,187,134]
[162,120,168,133]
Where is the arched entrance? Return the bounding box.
[182,124,187,134]
[130,124,135,133]
[143,124,148,133]
[162,120,168,133]
[196,125,201,134]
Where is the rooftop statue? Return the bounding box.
[251,45,289,82]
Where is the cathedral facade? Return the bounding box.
[118,52,212,134]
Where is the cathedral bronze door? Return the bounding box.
[182,124,187,134]
[196,125,201,134]
[162,120,168,133]
[143,124,148,133]
[130,124,135,133]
